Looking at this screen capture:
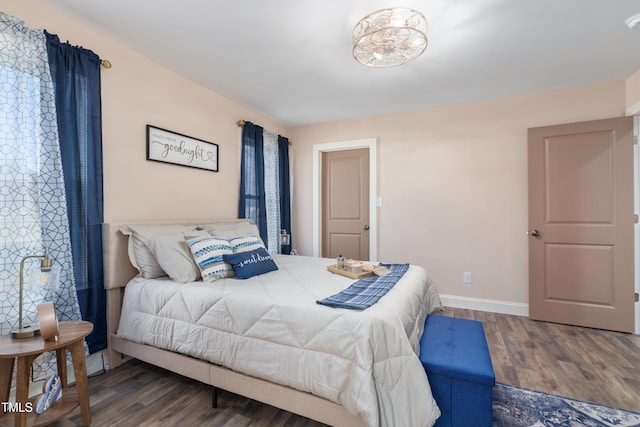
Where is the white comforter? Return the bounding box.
[117,255,442,427]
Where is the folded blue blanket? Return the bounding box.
[317,263,409,310]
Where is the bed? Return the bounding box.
[103,220,442,427]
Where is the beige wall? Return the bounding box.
[2,0,287,223]
[3,2,634,307]
[290,82,627,304]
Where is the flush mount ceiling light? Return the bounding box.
[352,7,428,68]
[626,13,640,29]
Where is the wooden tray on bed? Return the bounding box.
[327,264,373,279]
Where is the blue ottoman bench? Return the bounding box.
[419,315,495,427]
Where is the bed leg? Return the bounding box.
[211,386,218,408]
[106,347,123,369]
[106,288,124,369]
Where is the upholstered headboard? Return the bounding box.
[102,219,247,290]
[102,219,247,367]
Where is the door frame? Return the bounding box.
[312,138,377,261]
[627,102,640,335]
[634,115,640,334]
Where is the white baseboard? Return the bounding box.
[439,294,529,317]
[86,350,106,376]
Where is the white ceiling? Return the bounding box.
[37,0,640,127]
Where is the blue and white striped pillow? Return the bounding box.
[186,236,235,282]
[229,235,265,254]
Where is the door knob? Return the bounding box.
[363,225,370,231]
[528,229,541,237]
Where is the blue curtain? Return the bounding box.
[239,121,268,244]
[45,32,105,353]
[278,135,291,254]
[238,122,292,253]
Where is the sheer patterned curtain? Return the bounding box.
[0,13,82,377]
[239,122,292,253]
[263,130,281,253]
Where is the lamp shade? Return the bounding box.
[11,253,59,339]
[25,264,60,291]
[352,7,428,68]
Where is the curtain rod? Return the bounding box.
[100,59,112,69]
[237,120,292,145]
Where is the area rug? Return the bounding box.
[492,383,640,427]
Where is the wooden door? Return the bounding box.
[528,117,635,333]
[322,149,370,260]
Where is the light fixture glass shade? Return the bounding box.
[11,253,59,339]
[352,7,428,68]
[26,264,60,291]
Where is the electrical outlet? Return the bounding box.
[463,272,472,284]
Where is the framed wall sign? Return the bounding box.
[146,125,219,172]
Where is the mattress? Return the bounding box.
[117,254,442,427]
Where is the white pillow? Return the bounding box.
[120,224,199,278]
[145,231,209,283]
[186,236,235,282]
[198,220,261,239]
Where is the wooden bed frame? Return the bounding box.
[103,221,365,427]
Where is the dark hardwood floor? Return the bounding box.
[440,307,640,413]
[56,307,640,426]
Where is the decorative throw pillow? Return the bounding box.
[186,236,235,282]
[222,248,278,279]
[229,235,265,254]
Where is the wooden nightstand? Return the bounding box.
[0,321,93,427]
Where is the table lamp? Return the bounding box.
[11,253,60,339]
